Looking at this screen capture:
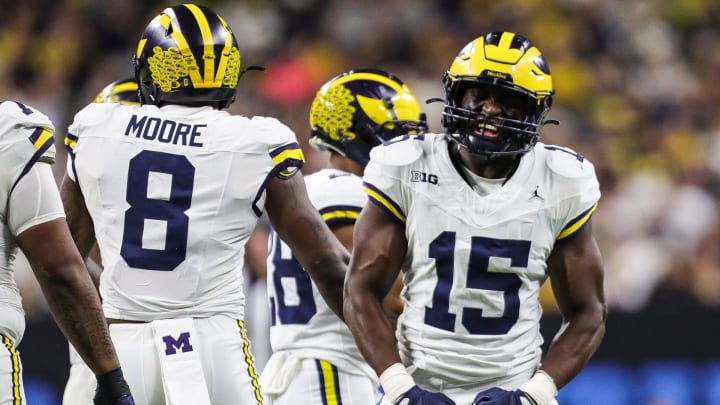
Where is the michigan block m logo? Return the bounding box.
[163,332,194,355]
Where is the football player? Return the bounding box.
[260,69,427,404]
[62,77,141,405]
[59,4,348,405]
[0,100,133,405]
[344,31,607,405]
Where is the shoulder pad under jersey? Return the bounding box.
[0,101,56,163]
[368,134,426,167]
[0,101,54,133]
[543,144,596,179]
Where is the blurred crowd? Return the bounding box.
[4,0,720,367]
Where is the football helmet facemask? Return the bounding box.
[133,3,241,109]
[94,77,140,105]
[309,69,427,167]
[442,31,555,158]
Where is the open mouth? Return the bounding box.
[474,122,500,138]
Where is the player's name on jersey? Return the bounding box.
[125,114,204,148]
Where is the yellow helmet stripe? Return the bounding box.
[111,82,138,94]
[184,4,216,86]
[136,38,147,59]
[485,32,524,64]
[164,13,204,87]
[214,15,234,84]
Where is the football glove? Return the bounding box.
[94,368,135,405]
[396,386,455,404]
[472,387,535,405]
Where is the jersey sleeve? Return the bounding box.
[0,101,57,192]
[8,161,65,236]
[248,117,305,216]
[546,146,601,240]
[362,140,419,225]
[308,172,366,228]
[64,102,101,182]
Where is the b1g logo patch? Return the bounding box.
[411,171,438,184]
[163,332,193,355]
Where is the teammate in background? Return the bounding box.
[59,4,348,405]
[62,77,141,405]
[0,100,133,405]
[344,31,607,405]
[260,69,427,404]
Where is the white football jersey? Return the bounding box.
[363,133,600,389]
[65,103,304,322]
[0,101,58,342]
[266,168,374,379]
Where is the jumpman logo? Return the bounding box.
[529,185,544,201]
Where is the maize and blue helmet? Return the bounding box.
[442,31,555,158]
[133,3,241,109]
[93,77,140,105]
[309,69,427,167]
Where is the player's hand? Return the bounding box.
[93,368,135,405]
[472,387,535,405]
[395,385,455,404]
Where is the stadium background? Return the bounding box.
[3,0,720,403]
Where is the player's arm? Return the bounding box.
[345,202,449,405]
[344,201,405,373]
[332,222,404,323]
[542,219,606,387]
[60,173,97,262]
[11,164,125,380]
[265,172,348,320]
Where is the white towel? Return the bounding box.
[151,318,212,405]
[259,351,304,396]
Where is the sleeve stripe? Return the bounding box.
[65,132,78,153]
[270,143,305,178]
[251,144,307,217]
[558,202,598,240]
[270,142,304,163]
[319,205,362,225]
[29,128,53,150]
[363,182,406,224]
[11,135,56,193]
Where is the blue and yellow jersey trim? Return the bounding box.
[558,202,598,240]
[315,359,343,405]
[270,142,305,179]
[28,127,54,163]
[251,143,305,217]
[363,182,406,225]
[2,335,23,404]
[237,320,263,404]
[64,132,79,155]
[319,205,362,228]
[11,127,55,193]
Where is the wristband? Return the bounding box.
[379,363,415,404]
[520,370,558,405]
[95,367,132,404]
